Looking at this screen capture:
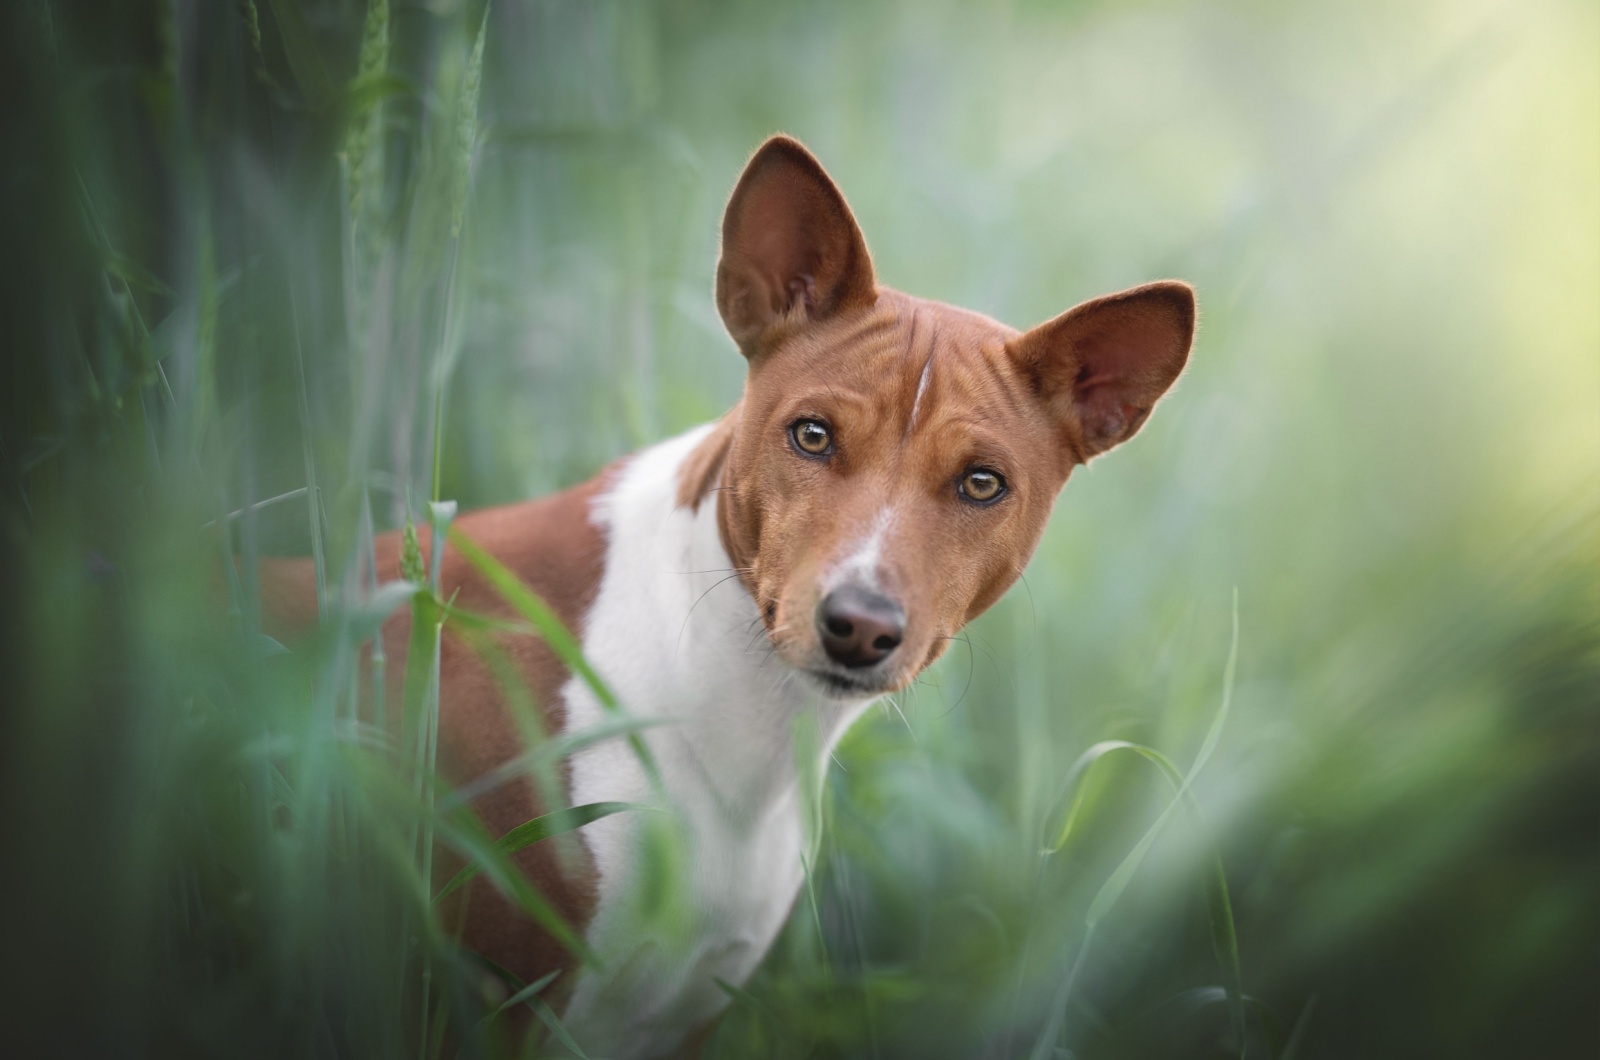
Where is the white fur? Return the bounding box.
[559,425,876,1058]
[825,506,893,593]
[907,350,935,432]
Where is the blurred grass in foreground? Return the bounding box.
[1,1,1595,1058]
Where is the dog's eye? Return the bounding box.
[960,468,1006,504]
[790,419,834,456]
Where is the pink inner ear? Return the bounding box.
[1014,282,1195,459]
[732,169,851,316]
[739,186,827,318]
[1075,384,1131,445]
[786,274,817,313]
[715,137,875,353]
[1073,329,1155,443]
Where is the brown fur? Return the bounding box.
[674,410,737,513]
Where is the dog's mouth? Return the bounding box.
[803,667,895,700]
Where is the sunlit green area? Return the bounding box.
[2,1,1595,1058]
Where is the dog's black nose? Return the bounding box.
[817,585,904,669]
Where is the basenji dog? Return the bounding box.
[263,135,1195,1058]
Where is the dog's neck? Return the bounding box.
[574,423,875,826]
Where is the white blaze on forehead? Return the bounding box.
[906,351,935,434]
[827,507,894,591]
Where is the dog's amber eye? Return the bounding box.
[790,419,833,456]
[960,468,1006,503]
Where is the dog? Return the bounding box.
[261,135,1195,1057]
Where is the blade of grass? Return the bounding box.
[480,969,560,1028]
[1280,994,1318,1060]
[1051,739,1246,1056]
[714,975,782,1042]
[430,4,488,504]
[401,587,441,797]
[472,957,592,1058]
[1034,591,1243,1058]
[344,579,420,643]
[1141,987,1287,1055]
[445,527,666,791]
[433,801,652,904]
[443,618,671,893]
[792,712,832,982]
[265,0,334,109]
[448,619,574,877]
[451,4,489,242]
[342,0,389,221]
[439,716,672,813]
[288,285,327,623]
[429,541,610,698]
[528,995,591,1060]
[361,488,386,728]
[348,751,600,967]
[470,950,593,1059]
[199,486,309,530]
[416,500,456,1056]
[397,510,441,1043]
[1082,591,1239,929]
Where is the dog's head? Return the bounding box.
[706,136,1194,699]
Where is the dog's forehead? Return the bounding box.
[778,290,1026,408]
[874,289,1018,371]
[857,292,1037,432]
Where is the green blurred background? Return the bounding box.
[1,1,1595,1057]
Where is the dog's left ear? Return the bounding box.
[1010,281,1196,462]
[716,136,877,356]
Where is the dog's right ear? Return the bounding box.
[716,136,877,356]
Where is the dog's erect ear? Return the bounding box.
[716,136,876,355]
[1010,281,1195,462]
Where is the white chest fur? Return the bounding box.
[558,425,873,1058]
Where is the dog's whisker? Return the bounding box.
[948,633,976,716]
[675,573,747,655]
[885,691,917,742]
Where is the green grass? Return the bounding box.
[1,1,1596,1058]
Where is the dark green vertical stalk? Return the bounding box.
[289,286,327,622]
